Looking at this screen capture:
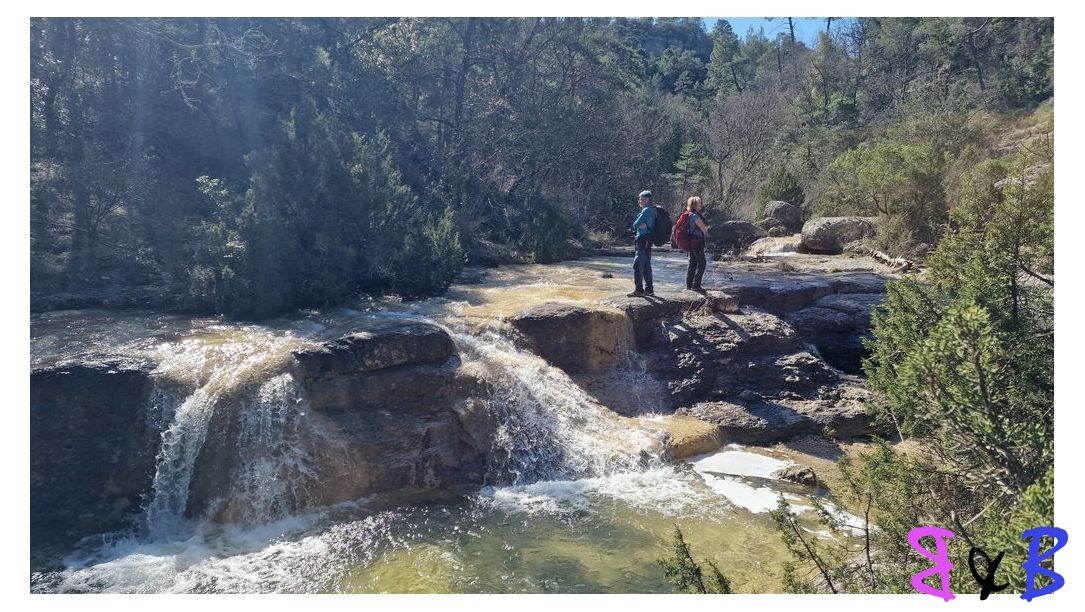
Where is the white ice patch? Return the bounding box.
[688,444,794,479]
[686,445,806,514]
[695,473,805,514]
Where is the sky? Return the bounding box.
[703,17,853,45]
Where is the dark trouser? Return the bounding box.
[686,238,706,288]
[633,236,653,292]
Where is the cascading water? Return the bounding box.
[214,373,326,525]
[140,328,321,536]
[447,326,666,484]
[32,254,857,593]
[142,385,218,537]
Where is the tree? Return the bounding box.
[774,145,1053,595]
[667,142,712,197]
[758,165,805,207]
[657,527,733,594]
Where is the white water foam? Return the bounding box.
[478,467,715,517]
[142,330,311,537]
[449,326,667,483]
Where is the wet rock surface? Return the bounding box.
[291,323,455,380]
[30,358,164,543]
[506,257,891,445]
[659,414,723,460]
[508,303,633,373]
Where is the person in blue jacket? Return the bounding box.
[629,190,655,297]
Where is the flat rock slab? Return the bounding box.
[602,290,740,321]
[292,323,455,380]
[713,273,886,315]
[508,302,634,374]
[678,390,875,445]
[659,414,723,460]
[787,293,885,330]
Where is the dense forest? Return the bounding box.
[30,17,1053,317]
[30,17,1056,595]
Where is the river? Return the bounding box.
[30,252,865,593]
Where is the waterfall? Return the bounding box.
[136,311,669,536]
[143,385,219,537]
[447,326,667,484]
[140,330,313,536]
[219,373,321,525]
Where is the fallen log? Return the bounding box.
[870,249,914,272]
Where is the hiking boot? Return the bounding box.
[645,288,655,295]
[627,290,646,297]
[692,285,707,294]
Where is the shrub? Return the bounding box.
[758,165,805,207]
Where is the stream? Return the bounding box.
[31,252,863,593]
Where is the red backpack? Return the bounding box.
[671,211,693,252]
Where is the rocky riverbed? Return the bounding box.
[31,248,906,593]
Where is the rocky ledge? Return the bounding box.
[30,358,164,543]
[508,273,889,449]
[30,324,498,537]
[191,323,497,522]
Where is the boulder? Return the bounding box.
[508,303,634,373]
[801,217,877,255]
[660,414,723,460]
[774,464,820,487]
[756,217,785,232]
[291,323,454,381]
[765,201,803,232]
[31,358,164,543]
[714,221,767,252]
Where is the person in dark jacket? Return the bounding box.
[684,196,709,292]
[629,190,655,297]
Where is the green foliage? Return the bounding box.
[657,527,733,594]
[507,193,572,264]
[666,142,712,196]
[774,144,1053,594]
[653,47,707,95]
[977,466,1055,592]
[186,100,463,317]
[29,17,1055,315]
[818,138,946,252]
[758,165,805,207]
[865,149,1053,495]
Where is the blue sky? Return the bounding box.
[703,17,853,45]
